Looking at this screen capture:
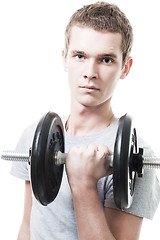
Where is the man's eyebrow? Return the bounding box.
[97,53,118,59]
[71,50,118,59]
[71,50,86,55]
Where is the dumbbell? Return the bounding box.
[1,112,160,210]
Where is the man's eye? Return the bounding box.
[75,55,84,61]
[103,58,113,64]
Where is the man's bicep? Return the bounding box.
[21,181,32,227]
[104,207,143,240]
[23,181,32,222]
[17,181,32,239]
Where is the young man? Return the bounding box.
[11,2,160,239]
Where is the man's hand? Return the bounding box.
[65,144,113,190]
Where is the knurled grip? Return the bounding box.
[54,151,113,167]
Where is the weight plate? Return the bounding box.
[113,114,137,210]
[31,112,64,206]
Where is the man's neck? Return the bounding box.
[66,101,117,136]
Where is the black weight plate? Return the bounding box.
[31,112,65,206]
[113,114,137,210]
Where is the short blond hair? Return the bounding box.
[65,2,133,65]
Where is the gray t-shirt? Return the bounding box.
[10,116,160,240]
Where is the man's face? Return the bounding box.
[63,26,126,109]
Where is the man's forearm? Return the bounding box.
[72,185,116,240]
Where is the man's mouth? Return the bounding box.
[80,85,100,91]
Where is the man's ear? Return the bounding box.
[62,49,68,72]
[120,57,133,79]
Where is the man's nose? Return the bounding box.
[83,59,98,80]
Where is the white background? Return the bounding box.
[0,0,160,239]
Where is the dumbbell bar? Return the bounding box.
[1,112,160,210]
[3,149,159,170]
[2,150,160,168]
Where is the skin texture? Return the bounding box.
[17,181,32,240]
[63,26,132,136]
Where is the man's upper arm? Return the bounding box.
[17,181,32,240]
[104,207,143,240]
[23,181,32,224]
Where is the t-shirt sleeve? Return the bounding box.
[10,122,37,181]
[104,137,160,220]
